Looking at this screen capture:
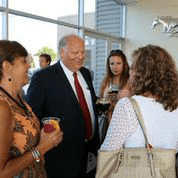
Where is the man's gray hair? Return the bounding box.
[58,34,81,54]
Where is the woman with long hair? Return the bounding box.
[97,49,130,143]
[99,49,130,120]
[100,49,130,99]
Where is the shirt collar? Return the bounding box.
[60,60,74,77]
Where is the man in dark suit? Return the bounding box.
[25,34,100,178]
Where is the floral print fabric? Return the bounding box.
[0,90,47,178]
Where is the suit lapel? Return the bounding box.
[56,62,96,117]
[80,68,91,91]
[56,61,80,105]
[80,68,97,113]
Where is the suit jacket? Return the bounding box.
[25,61,100,178]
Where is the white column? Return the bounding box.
[78,0,84,38]
[2,0,8,39]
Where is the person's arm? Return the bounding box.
[116,80,131,100]
[99,80,104,98]
[0,101,35,177]
[100,98,138,151]
[0,100,63,177]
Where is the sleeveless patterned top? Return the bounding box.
[0,90,47,178]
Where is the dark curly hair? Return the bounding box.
[130,44,178,111]
[100,49,130,97]
[0,40,28,81]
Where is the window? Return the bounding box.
[84,0,96,29]
[9,0,79,25]
[9,15,58,68]
[0,0,124,93]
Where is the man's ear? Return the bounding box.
[61,48,65,59]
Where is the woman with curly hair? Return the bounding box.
[96,44,178,177]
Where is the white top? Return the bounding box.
[100,95,178,151]
[60,60,95,130]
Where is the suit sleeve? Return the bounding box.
[25,72,45,120]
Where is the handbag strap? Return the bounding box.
[128,97,150,147]
[128,97,155,177]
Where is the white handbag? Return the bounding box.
[96,97,176,178]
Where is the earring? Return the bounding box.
[8,74,12,82]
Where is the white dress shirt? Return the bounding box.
[60,60,95,133]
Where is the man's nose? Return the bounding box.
[77,52,84,59]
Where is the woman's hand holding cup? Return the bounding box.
[36,117,63,156]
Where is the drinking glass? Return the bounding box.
[42,117,61,132]
[109,84,119,94]
[97,97,111,117]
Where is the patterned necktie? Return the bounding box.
[73,72,92,140]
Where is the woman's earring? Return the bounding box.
[8,74,12,82]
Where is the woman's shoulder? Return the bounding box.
[129,95,157,106]
[0,97,11,111]
[117,97,132,106]
[0,95,13,123]
[100,77,108,85]
[114,97,136,116]
[130,95,178,118]
[0,92,12,109]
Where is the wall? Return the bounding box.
[124,0,178,68]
